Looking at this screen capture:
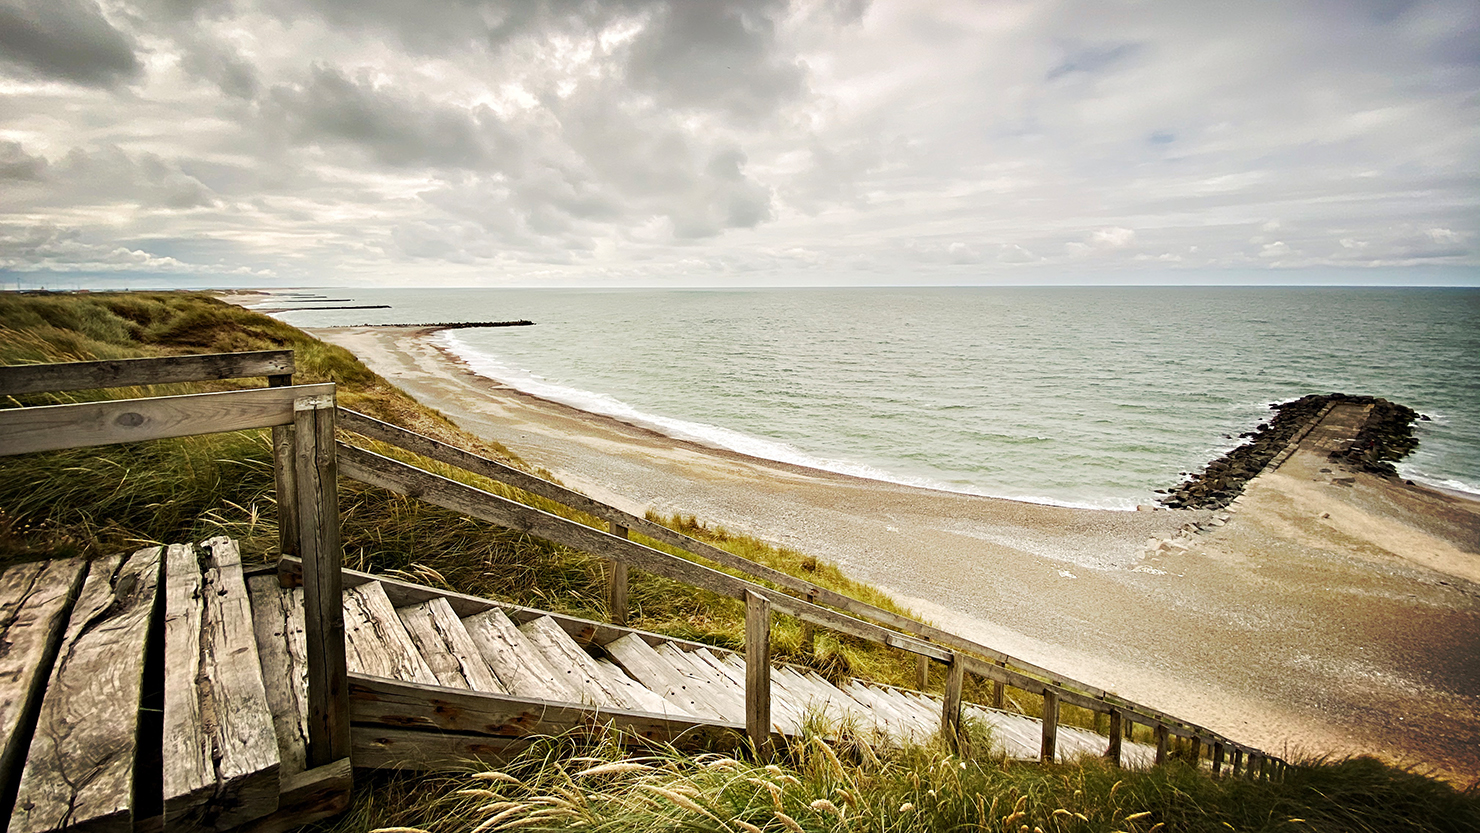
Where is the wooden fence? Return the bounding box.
[336,409,1288,776]
[0,349,1288,781]
[0,350,353,770]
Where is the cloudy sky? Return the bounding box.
[1,0,1477,287]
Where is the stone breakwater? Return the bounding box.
[1157,394,1422,510]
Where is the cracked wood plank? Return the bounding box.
[10,547,161,833]
[0,557,89,811]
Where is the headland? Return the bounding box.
[311,323,1480,782]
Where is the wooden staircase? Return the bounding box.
[252,560,1158,772]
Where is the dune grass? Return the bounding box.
[328,728,1478,833]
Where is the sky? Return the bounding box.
[1,0,1477,288]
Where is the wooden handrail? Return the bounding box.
[335,409,1258,758]
[0,383,334,456]
[0,350,294,396]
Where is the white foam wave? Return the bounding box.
[1397,465,1480,499]
[438,332,1139,511]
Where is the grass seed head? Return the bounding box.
[774,811,806,833]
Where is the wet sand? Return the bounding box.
[313,324,1480,782]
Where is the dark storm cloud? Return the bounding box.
[267,64,508,169]
[0,0,143,87]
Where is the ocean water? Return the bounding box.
[268,287,1480,509]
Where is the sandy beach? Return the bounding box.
[313,324,1480,781]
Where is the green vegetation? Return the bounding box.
[4,291,1475,832]
[333,730,1479,833]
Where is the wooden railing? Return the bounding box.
[0,349,1287,779]
[0,350,352,771]
[336,409,1288,777]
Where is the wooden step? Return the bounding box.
[604,634,719,720]
[342,582,438,685]
[652,644,745,722]
[0,557,88,811]
[397,598,506,694]
[11,547,162,833]
[163,539,280,830]
[247,575,309,778]
[461,608,580,703]
[517,616,641,711]
[591,658,691,718]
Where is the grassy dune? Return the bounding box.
[2,291,1474,832]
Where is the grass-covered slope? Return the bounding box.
[0,291,929,687]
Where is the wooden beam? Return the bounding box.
[1040,689,1059,763]
[348,674,742,747]
[270,375,298,558]
[1105,710,1123,767]
[0,383,334,456]
[941,653,965,753]
[745,591,772,760]
[1155,724,1170,766]
[1212,742,1225,777]
[294,393,349,768]
[915,655,929,691]
[0,350,294,396]
[607,523,629,627]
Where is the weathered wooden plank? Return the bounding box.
[607,522,628,627]
[1106,710,1123,766]
[247,576,309,778]
[654,643,745,721]
[518,617,640,711]
[228,759,352,833]
[195,537,280,829]
[1040,689,1059,763]
[397,598,506,694]
[0,351,294,396]
[0,383,334,457]
[347,675,744,754]
[0,557,88,810]
[1155,724,1170,766]
[461,609,578,703]
[591,659,682,717]
[11,548,161,833]
[942,653,965,752]
[352,726,534,772]
[745,591,772,758]
[163,544,214,825]
[293,395,350,769]
[605,635,717,720]
[341,583,438,686]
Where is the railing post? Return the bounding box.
[1040,688,1059,763]
[606,523,629,626]
[745,590,772,760]
[1154,724,1169,766]
[1105,709,1123,767]
[916,655,929,691]
[294,391,350,767]
[941,652,965,753]
[1232,749,1244,778]
[269,373,298,557]
[1189,736,1202,766]
[1247,752,1261,780]
[1212,742,1225,777]
[991,679,1005,711]
[798,589,817,656]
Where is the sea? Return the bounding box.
[263,286,1480,510]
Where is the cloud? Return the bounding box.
[0,0,1475,284]
[0,0,142,88]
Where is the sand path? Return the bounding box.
[314,325,1480,781]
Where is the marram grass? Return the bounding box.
[340,729,1478,833]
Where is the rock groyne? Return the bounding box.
[1158,394,1422,510]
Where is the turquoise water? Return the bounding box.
[270,287,1480,509]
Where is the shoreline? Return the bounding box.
[309,323,1480,781]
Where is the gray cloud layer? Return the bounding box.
[0,0,1476,285]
